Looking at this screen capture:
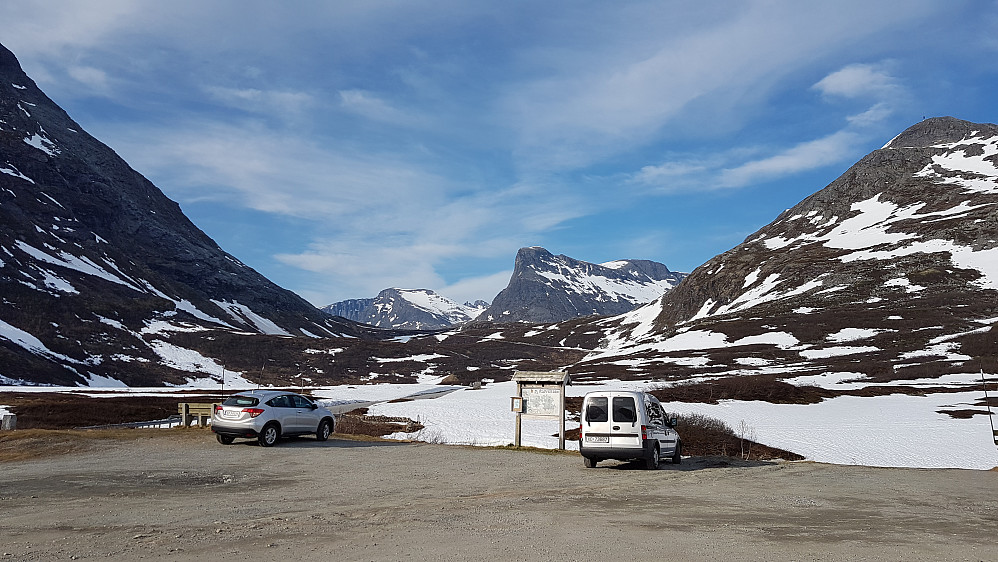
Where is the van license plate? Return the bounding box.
[585,435,609,443]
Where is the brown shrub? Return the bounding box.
[334,413,424,437]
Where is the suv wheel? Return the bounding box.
[672,442,682,464]
[216,434,235,445]
[258,423,280,447]
[583,456,598,468]
[316,419,332,441]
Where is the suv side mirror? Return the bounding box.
[669,417,678,427]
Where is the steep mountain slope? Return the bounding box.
[0,43,367,385]
[575,117,998,383]
[478,246,686,323]
[322,288,488,329]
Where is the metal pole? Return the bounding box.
[558,383,566,450]
[983,365,997,447]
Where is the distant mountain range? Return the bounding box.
[323,248,686,329]
[2,41,994,390]
[477,246,686,323]
[321,289,488,329]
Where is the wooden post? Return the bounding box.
[1,414,15,431]
[182,403,192,427]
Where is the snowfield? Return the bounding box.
[5,375,995,470]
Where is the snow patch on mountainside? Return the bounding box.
[393,289,486,323]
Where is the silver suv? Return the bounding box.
[211,390,335,447]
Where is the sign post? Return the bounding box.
[511,371,571,449]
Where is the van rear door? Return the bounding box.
[609,394,642,450]
[582,395,612,450]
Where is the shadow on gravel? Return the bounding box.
[222,436,410,449]
[597,455,780,472]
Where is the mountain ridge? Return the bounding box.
[477,246,686,323]
[321,288,488,329]
[571,117,998,383]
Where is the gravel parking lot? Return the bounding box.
[1,430,996,561]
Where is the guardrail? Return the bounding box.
[76,415,182,430]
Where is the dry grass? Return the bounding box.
[0,427,204,463]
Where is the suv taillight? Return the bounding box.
[243,408,265,418]
[641,425,648,440]
[214,404,223,413]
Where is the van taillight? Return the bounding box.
[243,408,265,418]
[641,425,648,440]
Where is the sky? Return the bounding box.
[2,1,997,307]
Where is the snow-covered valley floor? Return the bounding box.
[3,376,996,470]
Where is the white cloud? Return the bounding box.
[338,89,424,126]
[812,63,900,99]
[205,86,314,118]
[67,65,111,93]
[504,1,937,171]
[718,130,861,188]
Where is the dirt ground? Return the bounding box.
[1,429,996,561]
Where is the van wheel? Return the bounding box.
[645,445,660,470]
[583,457,598,468]
[672,442,682,464]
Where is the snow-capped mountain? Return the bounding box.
[0,43,368,386]
[322,288,489,329]
[478,246,686,323]
[575,117,998,383]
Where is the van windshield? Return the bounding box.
[612,397,637,423]
[585,397,608,422]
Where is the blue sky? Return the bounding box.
[3,1,997,306]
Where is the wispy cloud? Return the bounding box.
[205,86,314,120]
[812,62,901,99]
[718,130,861,188]
[338,89,426,127]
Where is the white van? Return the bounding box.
[579,390,681,469]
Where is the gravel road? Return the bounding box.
[1,431,996,561]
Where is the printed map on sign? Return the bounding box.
[522,387,559,417]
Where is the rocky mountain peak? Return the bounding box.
[478,246,686,323]
[884,116,998,149]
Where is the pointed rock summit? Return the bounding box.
[478,246,685,323]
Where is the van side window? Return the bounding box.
[612,397,637,423]
[585,397,608,422]
[645,396,664,426]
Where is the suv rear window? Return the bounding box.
[222,396,259,407]
[612,397,637,423]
